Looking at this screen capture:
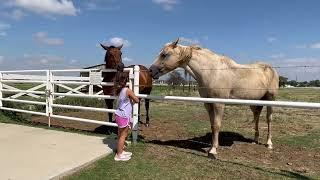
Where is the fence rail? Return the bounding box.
[137,94,320,109]
[0,67,137,140]
[0,66,319,143]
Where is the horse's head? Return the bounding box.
[100,43,125,72]
[149,38,192,79]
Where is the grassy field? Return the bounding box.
[1,86,319,179]
[64,87,319,180]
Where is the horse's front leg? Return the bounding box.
[145,99,150,127]
[205,103,225,159]
[105,99,114,122]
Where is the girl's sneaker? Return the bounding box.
[114,153,131,161]
[122,150,132,157]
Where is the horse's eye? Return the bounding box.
[161,53,168,59]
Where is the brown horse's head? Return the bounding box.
[100,43,125,72]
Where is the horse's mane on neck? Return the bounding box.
[177,44,238,67]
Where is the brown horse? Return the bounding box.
[100,44,153,126]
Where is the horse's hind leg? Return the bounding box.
[266,106,273,149]
[250,106,263,144]
[145,99,150,127]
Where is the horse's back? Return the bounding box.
[245,62,279,96]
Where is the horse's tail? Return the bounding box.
[266,65,279,98]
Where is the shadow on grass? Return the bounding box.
[219,159,313,180]
[147,131,313,179]
[94,125,117,134]
[148,131,254,153]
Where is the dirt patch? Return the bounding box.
[139,119,188,141]
[139,116,320,176]
[220,142,320,174]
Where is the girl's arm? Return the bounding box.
[126,88,139,103]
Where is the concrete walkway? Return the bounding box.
[0,123,116,180]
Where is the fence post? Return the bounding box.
[0,72,3,107]
[132,65,140,143]
[128,68,133,90]
[46,70,53,127]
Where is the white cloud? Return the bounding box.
[295,44,307,49]
[310,42,320,49]
[33,32,64,46]
[0,22,10,37]
[0,54,84,70]
[1,9,27,20]
[201,36,209,41]
[83,0,120,11]
[0,56,4,64]
[105,37,131,48]
[29,55,64,65]
[180,37,200,45]
[123,57,133,62]
[9,0,78,16]
[153,0,179,11]
[86,2,98,10]
[270,53,286,59]
[267,37,277,43]
[270,57,320,81]
[0,32,7,37]
[70,59,78,64]
[10,9,27,20]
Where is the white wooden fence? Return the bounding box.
[0,65,320,143]
[0,66,139,141]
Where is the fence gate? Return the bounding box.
[0,66,140,142]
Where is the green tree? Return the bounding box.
[166,71,186,88]
[279,76,288,87]
[288,80,298,87]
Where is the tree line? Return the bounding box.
[279,76,320,87]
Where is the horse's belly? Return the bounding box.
[230,89,266,100]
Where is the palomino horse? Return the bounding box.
[149,39,279,159]
[100,44,153,126]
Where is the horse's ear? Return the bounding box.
[171,38,179,48]
[117,44,123,50]
[100,43,109,51]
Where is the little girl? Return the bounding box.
[114,72,139,161]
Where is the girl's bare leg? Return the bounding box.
[117,126,129,155]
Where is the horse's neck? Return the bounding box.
[183,50,239,84]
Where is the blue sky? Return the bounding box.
[0,0,320,80]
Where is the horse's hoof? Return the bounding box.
[267,144,273,149]
[208,153,217,159]
[252,141,259,145]
[145,123,150,127]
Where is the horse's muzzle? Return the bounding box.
[116,62,125,72]
[149,65,160,79]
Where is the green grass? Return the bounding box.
[65,87,319,179]
[66,142,317,180]
[278,88,320,102]
[1,86,319,179]
[277,130,320,149]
